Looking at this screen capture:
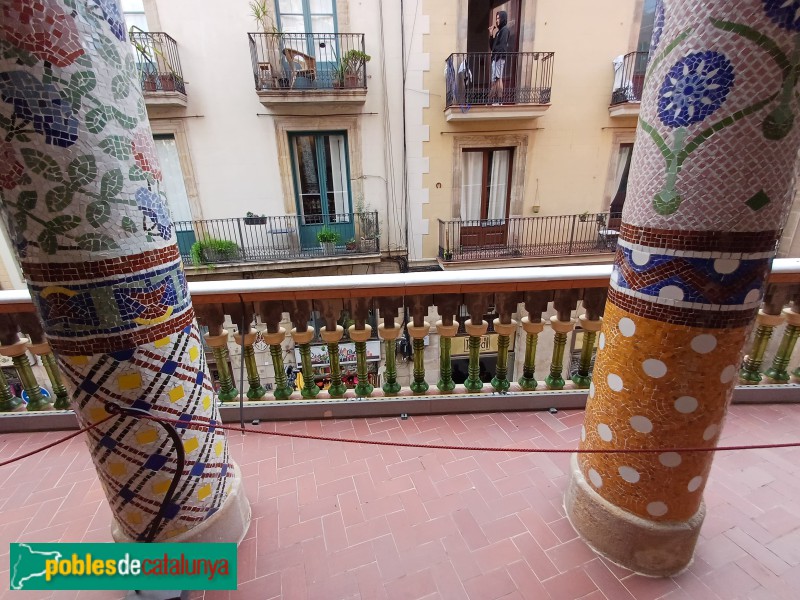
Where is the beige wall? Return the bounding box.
[417,0,639,260]
[148,0,406,252]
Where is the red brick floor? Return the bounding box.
[2,404,800,599]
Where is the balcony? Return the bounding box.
[609,51,648,118]
[2,259,798,430]
[249,33,368,107]
[444,52,554,122]
[438,213,620,267]
[129,31,187,108]
[173,212,380,271]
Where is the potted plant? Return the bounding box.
[341,49,371,87]
[345,237,357,251]
[578,211,590,222]
[244,211,268,225]
[316,227,341,255]
[250,0,287,89]
[331,61,346,89]
[190,239,241,266]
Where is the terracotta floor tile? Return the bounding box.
[2,406,800,599]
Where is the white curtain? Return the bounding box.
[327,135,349,219]
[612,55,624,91]
[487,150,510,221]
[613,145,632,199]
[153,137,193,223]
[460,152,483,221]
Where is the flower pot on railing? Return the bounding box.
[244,217,268,226]
[159,74,178,92]
[360,237,378,252]
[320,242,336,256]
[143,74,158,92]
[344,74,360,88]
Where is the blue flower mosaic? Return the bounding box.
[658,51,734,128]
[135,188,173,241]
[763,0,800,31]
[91,0,127,41]
[0,71,78,148]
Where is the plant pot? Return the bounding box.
[346,242,357,252]
[360,238,377,252]
[202,249,240,263]
[320,242,336,256]
[344,74,360,88]
[143,75,157,92]
[159,74,176,91]
[244,217,268,226]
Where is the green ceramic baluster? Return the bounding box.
[491,320,516,392]
[546,317,573,390]
[379,324,402,395]
[266,327,292,400]
[464,320,487,392]
[14,352,48,411]
[518,317,543,390]
[740,311,780,384]
[408,323,430,394]
[765,309,800,383]
[349,325,374,397]
[322,326,347,398]
[42,352,70,409]
[436,321,458,393]
[571,316,601,389]
[0,366,23,412]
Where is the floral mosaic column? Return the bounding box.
[0,0,249,542]
[566,0,800,576]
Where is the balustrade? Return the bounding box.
[2,263,800,416]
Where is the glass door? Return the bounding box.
[460,148,513,248]
[276,0,339,87]
[290,132,353,249]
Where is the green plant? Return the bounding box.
[342,50,371,75]
[190,239,240,266]
[316,227,341,244]
[250,0,279,32]
[578,211,590,222]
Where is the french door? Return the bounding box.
[460,148,513,248]
[290,132,354,249]
[276,0,339,84]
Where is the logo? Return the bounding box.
[9,543,237,591]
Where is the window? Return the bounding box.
[637,0,658,52]
[609,143,633,216]
[460,148,513,222]
[153,135,195,256]
[121,0,148,31]
[276,0,336,36]
[289,132,354,249]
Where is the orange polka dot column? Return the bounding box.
[565,0,800,576]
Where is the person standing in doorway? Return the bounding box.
[488,10,510,104]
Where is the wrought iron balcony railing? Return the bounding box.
[248,32,367,91]
[611,51,649,105]
[174,212,380,266]
[129,31,186,95]
[445,51,554,108]
[2,261,800,428]
[438,213,620,262]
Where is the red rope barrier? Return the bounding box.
[3,411,799,469]
[0,414,115,468]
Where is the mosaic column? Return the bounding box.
[566,0,800,576]
[0,0,249,542]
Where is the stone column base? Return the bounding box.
[111,459,251,545]
[564,453,704,577]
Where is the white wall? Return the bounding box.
[151,0,406,252]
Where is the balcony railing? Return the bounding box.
[438,213,620,262]
[2,260,800,429]
[129,31,186,96]
[611,51,648,105]
[174,212,380,266]
[445,51,554,108]
[249,33,367,91]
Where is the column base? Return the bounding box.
[564,454,704,577]
[111,459,251,545]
